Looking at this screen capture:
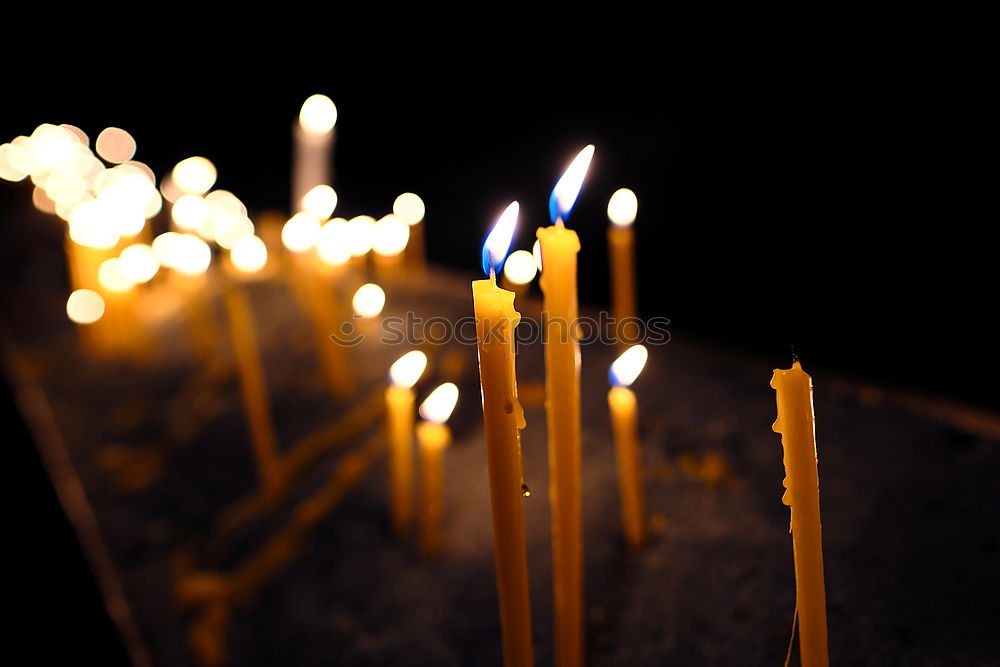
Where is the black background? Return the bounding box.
[2,39,992,664]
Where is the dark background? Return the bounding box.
[2,50,992,664]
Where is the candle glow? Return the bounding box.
[230,235,268,273]
[118,243,159,283]
[316,218,351,266]
[549,144,595,223]
[299,94,338,135]
[172,157,217,195]
[66,289,105,324]
[300,184,338,219]
[607,188,637,226]
[419,382,459,424]
[352,283,385,318]
[372,214,410,257]
[481,201,519,276]
[389,350,428,389]
[393,192,425,225]
[281,212,322,252]
[609,345,648,387]
[502,249,537,285]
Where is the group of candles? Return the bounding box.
[0,97,829,667]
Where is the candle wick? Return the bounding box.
[554,217,565,228]
[489,267,497,286]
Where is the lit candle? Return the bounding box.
[224,287,283,502]
[417,382,459,558]
[292,94,337,212]
[394,192,426,279]
[372,214,411,283]
[536,144,593,667]
[771,360,828,667]
[607,345,649,549]
[283,213,355,400]
[352,282,386,341]
[386,350,428,536]
[474,202,534,667]
[161,233,217,362]
[607,188,637,343]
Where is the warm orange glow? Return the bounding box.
[66,289,105,324]
[502,249,537,285]
[98,258,137,293]
[345,215,376,257]
[168,234,212,275]
[230,235,268,273]
[172,194,210,231]
[316,218,351,266]
[607,188,638,226]
[610,345,648,387]
[281,212,321,252]
[372,214,410,257]
[300,184,338,219]
[392,192,425,225]
[389,350,428,388]
[482,201,519,275]
[29,124,80,173]
[171,156,216,194]
[213,213,255,249]
[550,144,595,222]
[352,283,385,318]
[119,244,159,283]
[0,143,29,182]
[69,201,120,248]
[205,190,247,218]
[95,127,136,164]
[159,174,182,203]
[419,382,459,423]
[299,94,338,135]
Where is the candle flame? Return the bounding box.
[299,94,338,135]
[352,283,386,318]
[389,350,428,389]
[503,249,537,285]
[481,201,519,276]
[419,382,459,423]
[607,188,637,226]
[230,235,268,273]
[66,289,105,324]
[609,344,648,387]
[549,144,595,224]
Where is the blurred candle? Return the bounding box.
[385,351,427,536]
[771,360,828,667]
[292,94,337,212]
[607,345,649,549]
[372,214,410,282]
[417,382,459,558]
[474,202,533,667]
[607,188,637,343]
[536,145,593,667]
[224,288,282,502]
[394,192,426,278]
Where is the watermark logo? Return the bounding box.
[330,312,670,348]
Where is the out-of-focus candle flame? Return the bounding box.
[213,213,255,249]
[419,382,459,424]
[352,283,385,318]
[549,144,595,224]
[345,215,376,257]
[532,239,543,272]
[172,194,211,231]
[317,218,351,266]
[98,258,137,293]
[169,234,212,275]
[281,212,322,252]
[66,289,105,324]
[119,244,159,283]
[389,350,428,388]
[29,124,80,173]
[172,157,216,195]
[607,188,637,226]
[300,184,338,219]
[69,201,120,248]
[299,94,338,135]
[95,127,136,164]
[481,201,519,276]
[152,232,182,266]
[392,192,425,225]
[1,143,30,182]
[230,235,268,273]
[372,214,410,257]
[609,344,648,387]
[503,249,537,285]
